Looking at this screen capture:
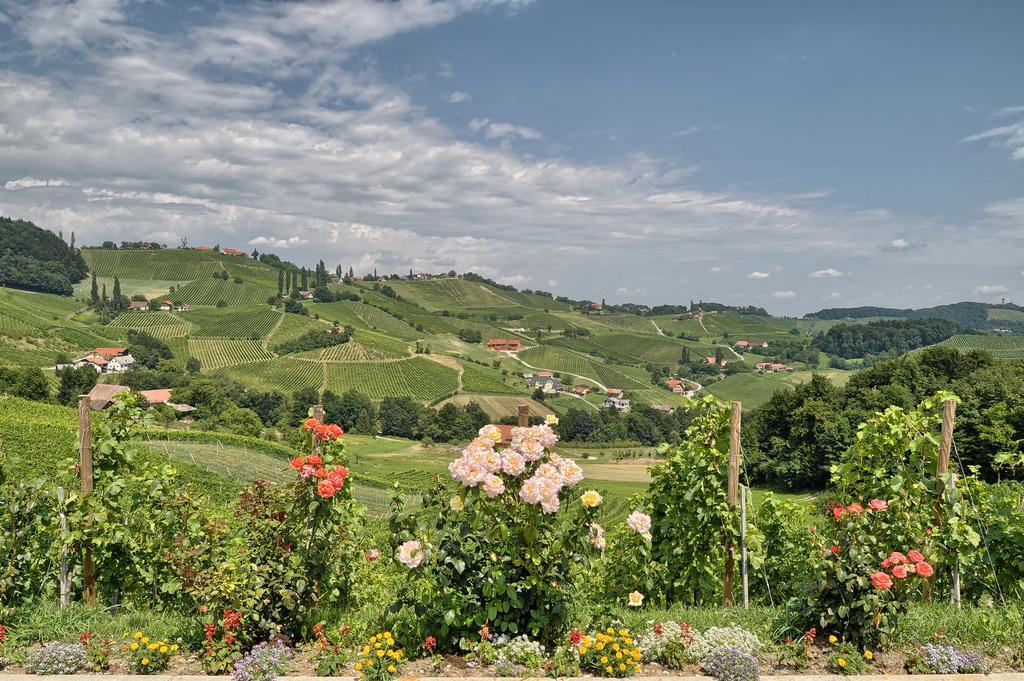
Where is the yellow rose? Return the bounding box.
[596,642,605,651]
[160,646,168,653]
[864,651,874,661]
[579,647,588,655]
[377,650,386,658]
[370,636,378,643]
[375,642,382,649]
[613,643,620,651]
[615,652,623,659]
[619,663,626,671]
[449,495,465,511]
[148,642,158,650]
[130,642,140,651]
[628,591,644,607]
[600,656,608,664]
[605,666,613,674]
[546,414,559,426]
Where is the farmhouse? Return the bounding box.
[86,384,130,409]
[756,361,792,372]
[106,354,135,373]
[572,384,591,396]
[527,375,562,393]
[139,389,197,413]
[485,339,522,352]
[734,340,768,350]
[603,397,631,412]
[297,290,314,300]
[222,247,248,257]
[195,245,214,251]
[127,300,149,311]
[605,388,623,398]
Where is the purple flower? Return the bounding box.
[703,646,760,681]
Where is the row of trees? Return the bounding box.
[745,345,1024,489]
[811,318,958,358]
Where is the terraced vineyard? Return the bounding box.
[935,334,1024,359]
[107,312,193,339]
[267,313,324,346]
[323,357,458,401]
[187,339,275,370]
[588,333,716,365]
[346,302,420,339]
[459,361,519,394]
[214,358,325,393]
[82,249,226,280]
[518,345,595,378]
[182,306,280,338]
[388,279,520,310]
[295,340,406,363]
[172,278,274,307]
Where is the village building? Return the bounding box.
[603,397,631,412]
[605,388,623,398]
[485,339,522,352]
[572,384,591,396]
[86,384,130,409]
[222,247,248,257]
[127,300,149,311]
[106,354,135,373]
[756,361,792,373]
[527,375,562,393]
[297,290,314,300]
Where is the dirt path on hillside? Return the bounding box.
[509,352,609,392]
[651,319,666,336]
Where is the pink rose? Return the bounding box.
[891,564,908,579]
[907,550,925,564]
[868,499,888,511]
[871,571,893,589]
[915,561,934,577]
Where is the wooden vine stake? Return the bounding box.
[935,398,959,606]
[57,486,69,608]
[77,395,97,605]
[517,404,530,428]
[724,401,741,606]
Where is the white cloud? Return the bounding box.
[469,117,542,140]
[616,287,646,296]
[809,268,844,278]
[4,177,69,190]
[249,235,307,248]
[747,271,771,279]
[709,266,723,273]
[671,126,701,137]
[447,90,470,103]
[771,290,797,299]
[828,292,841,299]
[974,284,1008,294]
[962,113,1024,161]
[994,105,1024,118]
[885,238,926,252]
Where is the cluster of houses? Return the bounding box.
[664,378,697,397]
[733,340,769,351]
[121,300,190,313]
[485,338,523,352]
[195,245,248,257]
[755,361,793,373]
[86,384,195,416]
[61,347,136,374]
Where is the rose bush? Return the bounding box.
[388,424,601,645]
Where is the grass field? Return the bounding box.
[458,361,519,394]
[386,279,522,310]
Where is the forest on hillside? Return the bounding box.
[0,217,87,295]
[811,318,958,358]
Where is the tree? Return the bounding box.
[289,387,320,426]
[322,389,377,434]
[112,276,122,310]
[12,367,51,401]
[214,405,264,435]
[532,387,546,402]
[90,273,98,304]
[127,330,173,369]
[278,269,284,296]
[379,396,423,438]
[186,356,202,373]
[57,365,98,405]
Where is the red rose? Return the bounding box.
[570,629,583,646]
[307,454,323,466]
[907,550,925,564]
[365,548,380,561]
[317,480,336,498]
[832,506,845,521]
[868,498,888,511]
[829,545,841,554]
[315,467,329,478]
[915,561,934,577]
[304,417,319,430]
[847,502,863,515]
[328,469,347,488]
[891,564,908,579]
[871,571,893,589]
[881,558,892,569]
[289,457,303,470]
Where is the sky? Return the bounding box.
[1,0,1023,315]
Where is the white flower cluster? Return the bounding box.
[492,634,546,670]
[636,621,684,662]
[687,626,761,663]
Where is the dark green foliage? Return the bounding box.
[379,396,424,438]
[811,318,958,359]
[126,330,173,369]
[457,328,482,343]
[288,387,320,426]
[0,366,51,401]
[56,365,99,405]
[283,298,307,315]
[322,389,376,434]
[0,217,88,295]
[272,326,352,355]
[556,403,692,445]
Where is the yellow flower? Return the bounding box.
[130,642,140,651]
[148,642,158,650]
[864,651,874,661]
[615,651,623,659]
[579,647,588,655]
[354,663,363,671]
[394,650,403,659]
[619,663,626,671]
[370,635,378,643]
[596,642,605,651]
[838,658,847,668]
[363,646,371,655]
[618,629,628,637]
[613,643,620,651]
[142,637,149,644]
[377,650,386,658]
[600,656,608,664]
[171,645,179,652]
[829,635,838,644]
[160,645,168,653]
[141,659,150,666]
[387,665,396,673]
[606,627,614,634]
[628,591,644,607]
[546,414,559,426]
[375,642,382,649]
[605,666,613,674]
[133,631,143,639]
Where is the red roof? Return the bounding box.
[606,388,622,396]
[222,248,248,256]
[139,389,173,404]
[735,340,750,347]
[535,370,553,377]
[94,347,128,358]
[195,245,213,251]
[494,424,515,444]
[486,338,521,346]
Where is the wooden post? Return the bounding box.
[78,395,96,606]
[740,484,749,609]
[57,486,69,608]
[724,401,741,606]
[949,474,961,607]
[517,404,530,427]
[313,403,324,421]
[929,398,956,603]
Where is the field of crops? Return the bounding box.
[187,339,274,370]
[388,279,520,310]
[589,313,660,334]
[81,249,227,280]
[458,361,519,394]
[214,358,324,393]
[588,334,715,365]
[347,302,420,339]
[182,306,280,338]
[988,308,1024,322]
[171,278,274,307]
[706,373,790,408]
[517,345,595,377]
[0,289,84,335]
[294,340,406,363]
[936,334,1024,359]
[267,313,324,346]
[107,312,194,339]
[323,357,458,401]
[437,394,555,420]
[590,361,650,391]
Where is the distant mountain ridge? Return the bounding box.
[806,301,1024,334]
